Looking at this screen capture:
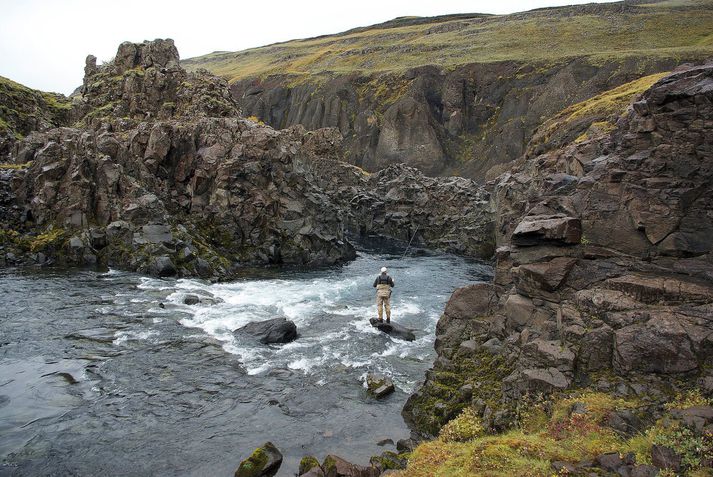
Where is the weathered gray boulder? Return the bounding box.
[366,373,395,399]
[613,313,698,374]
[322,455,379,477]
[236,318,297,344]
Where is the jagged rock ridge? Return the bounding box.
[0,39,496,277]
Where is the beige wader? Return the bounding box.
[376,284,391,321]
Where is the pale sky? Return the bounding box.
[0,0,619,95]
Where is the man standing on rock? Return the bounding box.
[373,267,395,323]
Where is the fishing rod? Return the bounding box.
[401,224,420,259]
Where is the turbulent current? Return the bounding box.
[0,247,491,476]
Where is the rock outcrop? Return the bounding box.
[0,76,72,161]
[403,62,713,437]
[1,39,499,277]
[1,40,359,276]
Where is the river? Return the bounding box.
[0,246,491,476]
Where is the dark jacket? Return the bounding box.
[373,273,394,288]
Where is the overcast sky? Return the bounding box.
[0,0,619,95]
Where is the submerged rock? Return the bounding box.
[235,317,297,344]
[234,441,282,477]
[368,318,416,341]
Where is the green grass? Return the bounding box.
[183,0,713,82]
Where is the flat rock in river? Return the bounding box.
[369,318,416,341]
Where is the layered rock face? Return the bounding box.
[229,57,682,179]
[403,63,713,437]
[1,40,355,277]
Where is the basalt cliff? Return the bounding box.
[393,62,713,476]
[184,0,713,180]
[0,39,494,278]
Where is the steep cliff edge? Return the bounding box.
[184,0,713,179]
[399,62,713,473]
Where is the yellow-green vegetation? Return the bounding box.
[235,447,269,477]
[28,227,66,252]
[356,75,411,107]
[298,456,320,475]
[664,389,713,410]
[0,75,71,138]
[406,349,514,436]
[0,162,32,170]
[534,71,669,148]
[394,391,713,476]
[183,1,713,83]
[0,226,66,253]
[562,72,668,124]
[440,408,485,443]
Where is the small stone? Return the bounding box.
[651,444,681,472]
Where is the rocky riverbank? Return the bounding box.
[396,62,713,475]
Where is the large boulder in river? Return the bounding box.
[369,318,415,341]
[234,441,282,477]
[366,373,395,399]
[236,318,298,344]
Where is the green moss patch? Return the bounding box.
[395,389,713,476]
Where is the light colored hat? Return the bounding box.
[381,267,387,273]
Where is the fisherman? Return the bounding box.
[373,266,395,323]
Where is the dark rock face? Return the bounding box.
[1,39,499,277]
[236,318,297,344]
[403,63,713,437]
[230,57,683,179]
[306,156,495,258]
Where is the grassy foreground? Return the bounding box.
[183,0,713,83]
[392,391,713,477]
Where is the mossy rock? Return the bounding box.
[298,455,320,475]
[234,441,282,477]
[403,349,514,437]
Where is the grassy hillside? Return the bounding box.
[0,75,72,140]
[183,0,713,83]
